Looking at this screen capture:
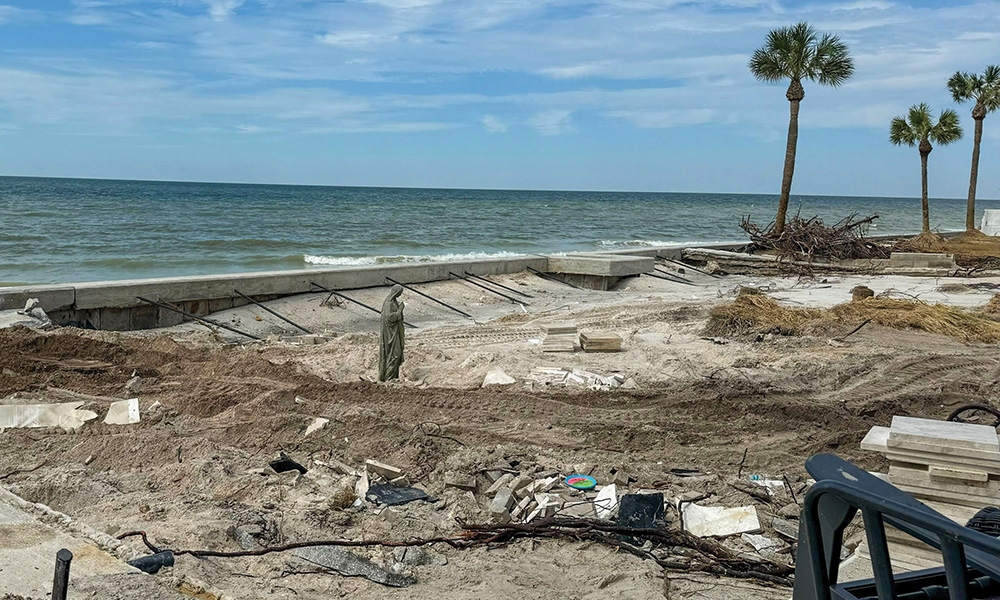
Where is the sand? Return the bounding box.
[2,268,1000,598]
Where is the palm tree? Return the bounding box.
[889,104,963,233]
[948,65,1000,231]
[749,22,854,235]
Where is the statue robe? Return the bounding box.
[378,287,405,381]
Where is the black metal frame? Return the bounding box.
[794,454,1000,600]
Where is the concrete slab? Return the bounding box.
[889,416,999,452]
[893,481,999,508]
[0,286,75,312]
[889,470,1000,497]
[890,463,994,488]
[0,486,156,598]
[928,464,990,483]
[547,254,654,277]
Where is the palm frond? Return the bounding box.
[889,115,918,146]
[749,22,852,87]
[948,71,977,103]
[812,33,854,86]
[931,109,963,145]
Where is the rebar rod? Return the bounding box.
[385,277,473,318]
[136,296,262,340]
[449,272,529,306]
[233,289,312,334]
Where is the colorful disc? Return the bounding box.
[564,474,597,490]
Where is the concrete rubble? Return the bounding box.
[527,366,627,390]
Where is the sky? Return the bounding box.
[0,0,999,197]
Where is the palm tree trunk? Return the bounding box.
[775,81,803,235]
[967,114,985,231]
[919,149,930,233]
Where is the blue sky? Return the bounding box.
[0,0,999,197]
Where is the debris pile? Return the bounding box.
[527,367,631,390]
[740,213,889,261]
[540,323,577,353]
[859,416,1000,570]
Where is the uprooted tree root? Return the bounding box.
[741,213,890,261]
[120,516,794,587]
[707,289,1000,343]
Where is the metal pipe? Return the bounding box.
[659,256,720,279]
[463,271,534,298]
[385,277,473,319]
[233,289,312,334]
[52,548,72,600]
[526,266,584,290]
[137,296,262,340]
[309,282,416,328]
[449,272,529,306]
[653,266,694,284]
[642,272,695,286]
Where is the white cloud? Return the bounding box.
[482,114,507,133]
[528,110,572,135]
[606,109,718,129]
[204,0,244,20]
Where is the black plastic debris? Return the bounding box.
[127,551,175,574]
[269,452,308,474]
[366,484,431,506]
[617,493,665,544]
[668,468,703,477]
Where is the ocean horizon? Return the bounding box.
[2,175,996,287]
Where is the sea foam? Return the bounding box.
[303,250,530,266]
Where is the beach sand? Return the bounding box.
[2,268,999,598]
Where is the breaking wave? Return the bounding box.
[303,251,529,266]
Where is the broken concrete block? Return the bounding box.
[485,473,514,495]
[104,398,141,425]
[482,368,516,387]
[682,504,761,538]
[445,474,477,491]
[355,470,370,500]
[742,533,778,552]
[489,488,515,522]
[511,496,535,520]
[928,464,989,483]
[304,417,329,436]
[365,459,403,480]
[485,470,503,483]
[595,484,619,520]
[561,499,596,518]
[771,517,799,541]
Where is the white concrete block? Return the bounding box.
[682,504,761,538]
[889,416,999,452]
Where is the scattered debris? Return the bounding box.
[740,213,888,261]
[617,493,665,543]
[528,367,626,391]
[481,367,516,387]
[595,484,619,520]
[104,398,140,425]
[304,417,329,436]
[365,484,431,507]
[681,504,761,538]
[0,401,98,429]
[269,453,308,474]
[294,546,416,588]
[124,371,141,394]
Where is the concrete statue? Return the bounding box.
[378,284,405,382]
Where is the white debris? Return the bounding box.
[741,533,778,552]
[682,503,761,538]
[304,417,330,436]
[104,399,141,425]
[595,484,619,519]
[0,401,99,429]
[482,368,516,387]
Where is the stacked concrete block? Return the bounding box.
[858,416,1000,570]
[540,323,577,353]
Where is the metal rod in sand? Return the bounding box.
[642,272,695,286]
[233,289,312,334]
[653,266,694,284]
[385,276,473,319]
[137,296,262,340]
[463,271,534,298]
[659,256,720,279]
[309,282,417,328]
[449,272,529,306]
[525,266,584,290]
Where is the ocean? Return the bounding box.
[1,176,994,286]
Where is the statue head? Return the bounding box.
[389,284,404,300]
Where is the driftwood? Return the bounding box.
[741,213,889,261]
